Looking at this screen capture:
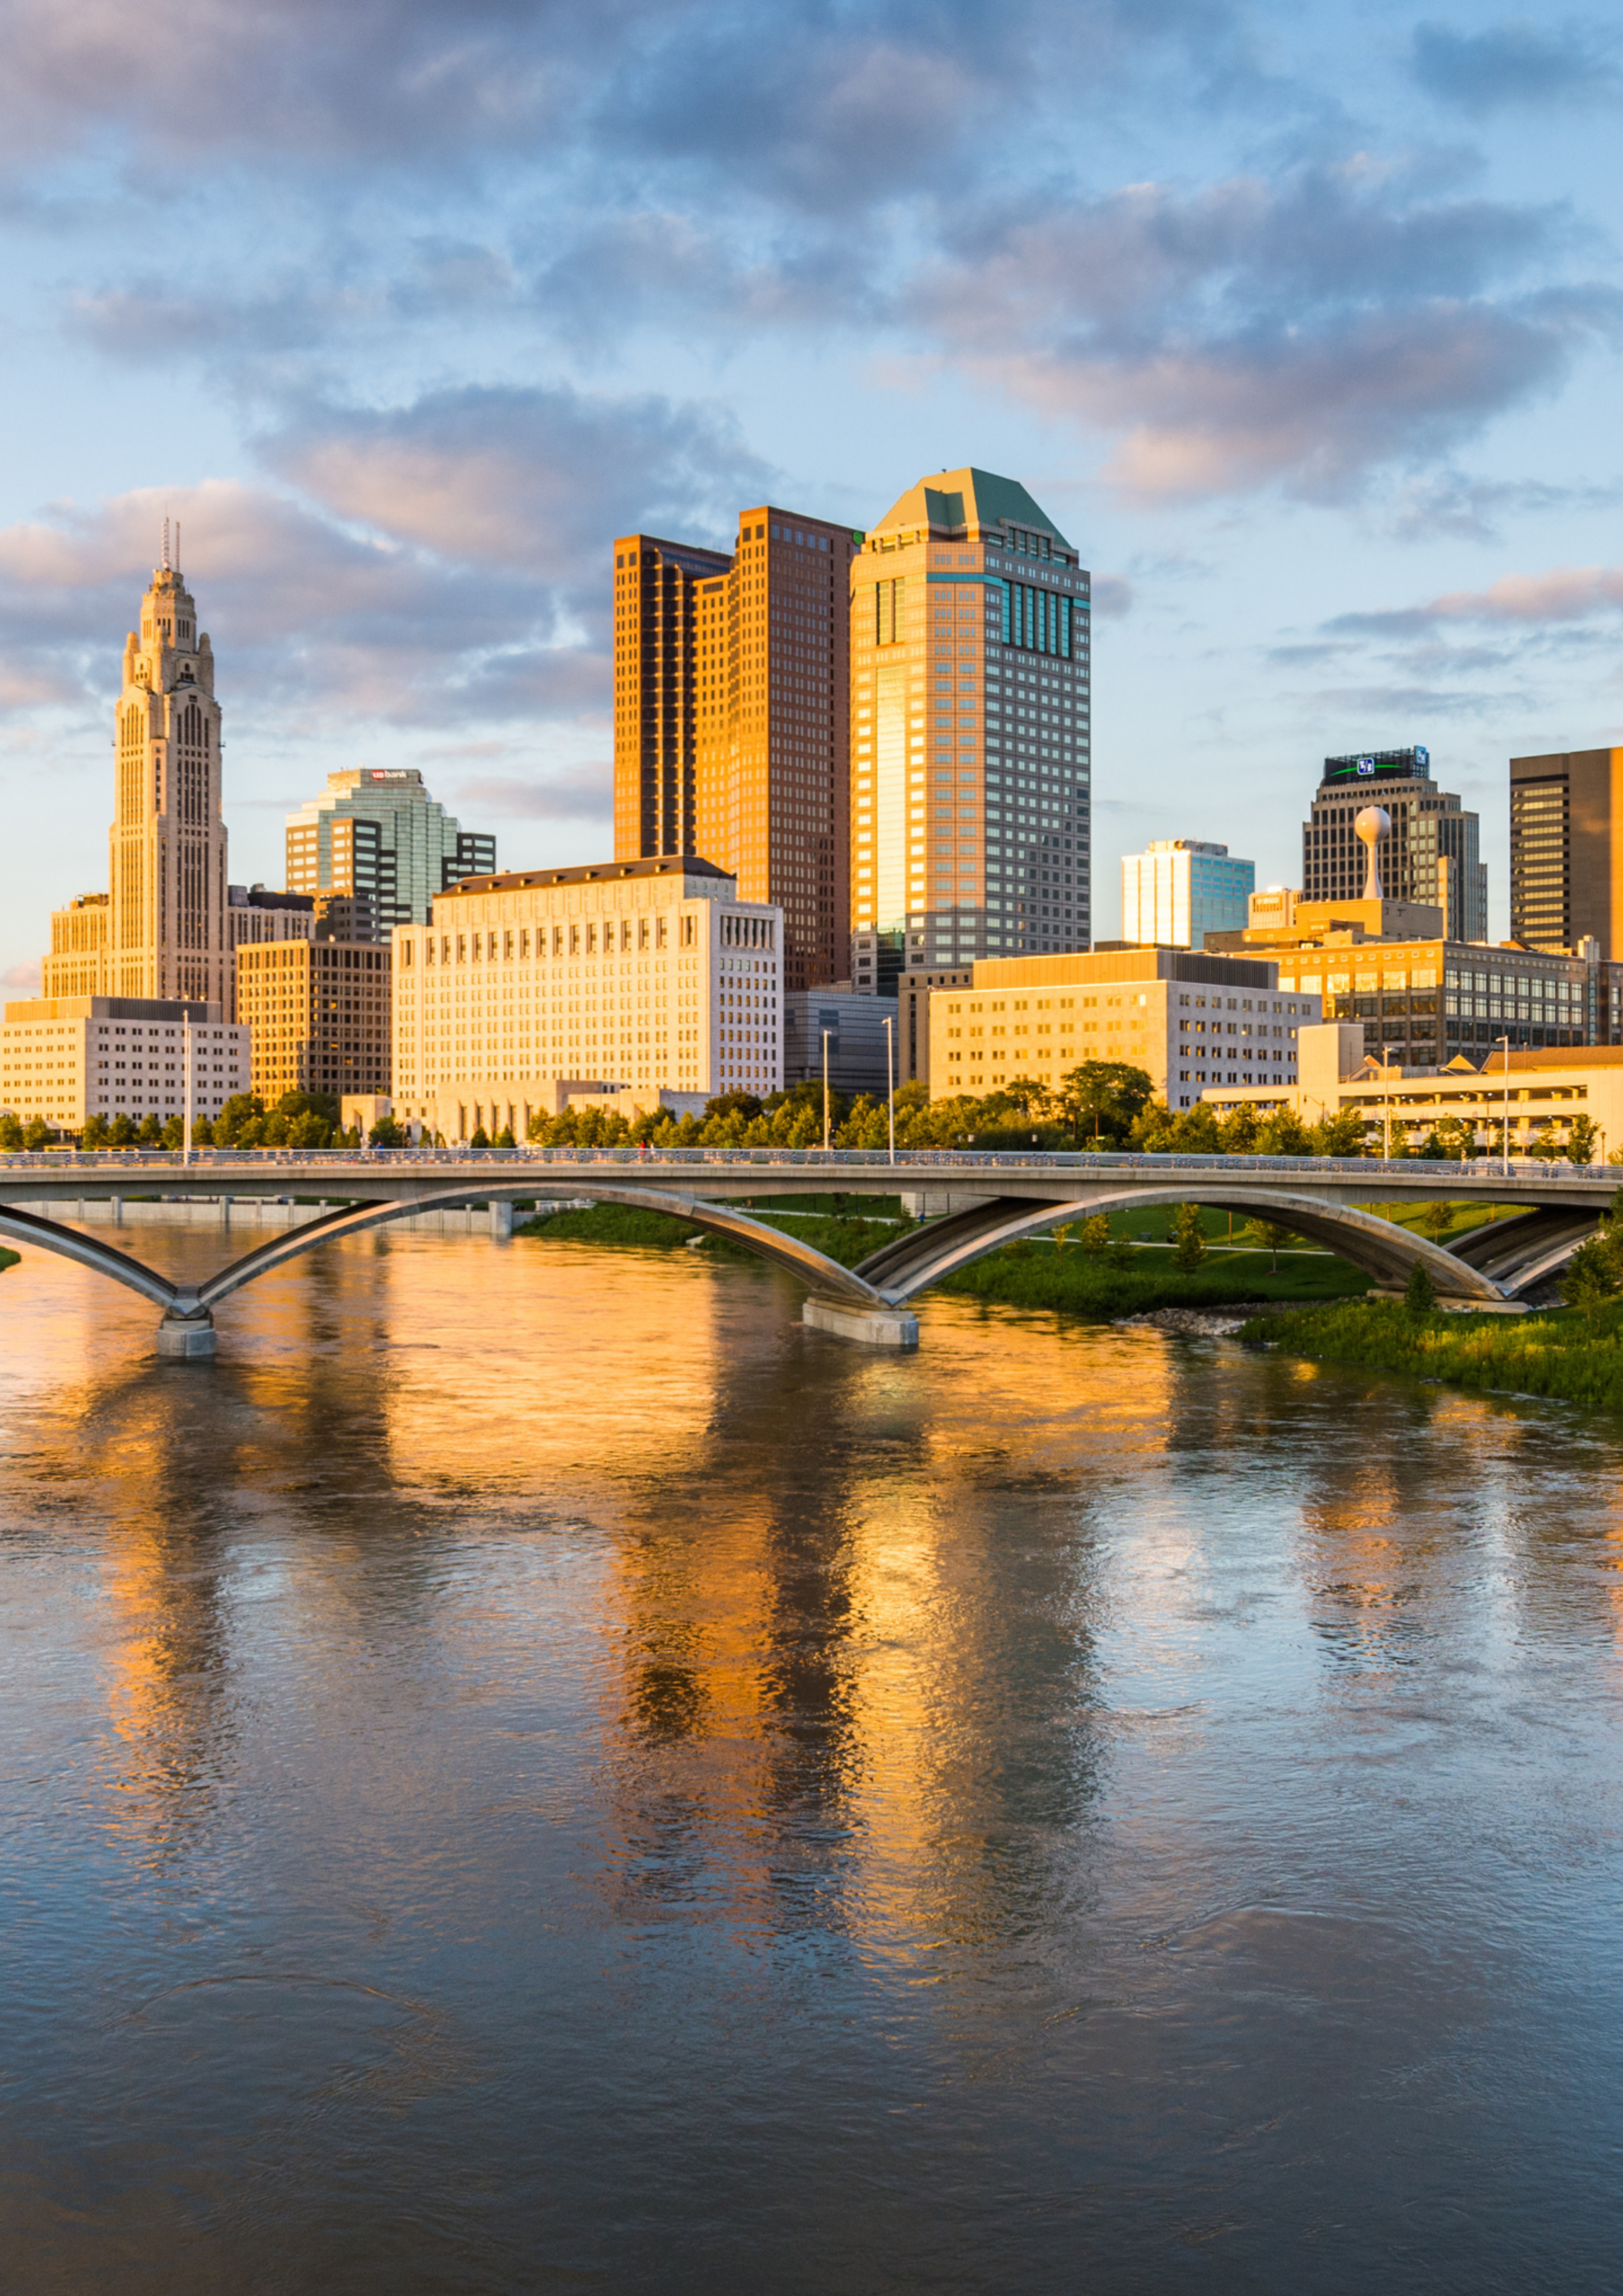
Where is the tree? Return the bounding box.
[23,1116,53,1150]
[136,1115,162,1147]
[1047,1061,1154,1147]
[1128,1098,1178,1152]
[1216,1102,1261,1154]
[469,1126,491,1149]
[1081,1213,1110,1255]
[108,1113,137,1147]
[1171,1202,1208,1271]
[0,1113,22,1150]
[1417,1129,1447,1161]
[1169,1101,1222,1153]
[1313,1107,1368,1157]
[1561,1234,1619,1316]
[494,1124,516,1149]
[1405,1260,1437,1316]
[1246,1218,1294,1272]
[1256,1106,1312,1156]
[1421,1200,1454,1247]
[287,1111,331,1148]
[369,1115,403,1148]
[1001,1075,1047,1118]
[215,1093,264,1147]
[81,1113,110,1149]
[1568,1114,1599,1167]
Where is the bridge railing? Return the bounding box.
[0,1146,1606,1181]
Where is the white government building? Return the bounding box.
[389,858,783,1141]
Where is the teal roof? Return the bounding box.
[867,466,1070,548]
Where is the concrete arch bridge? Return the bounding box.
[0,1148,1614,1356]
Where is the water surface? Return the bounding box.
[2,1228,1620,2292]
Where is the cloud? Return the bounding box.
[915,164,1619,502]
[1386,468,1623,541]
[1,957,41,991]
[259,381,771,577]
[1090,576,1133,617]
[452,767,612,821]
[1328,565,1623,637]
[1411,19,1620,115]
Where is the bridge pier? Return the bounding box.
[489,1200,512,1240]
[156,1311,217,1360]
[803,1299,919,1349]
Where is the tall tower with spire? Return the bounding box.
[106,529,229,1004]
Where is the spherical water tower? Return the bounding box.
[1355,805,1391,901]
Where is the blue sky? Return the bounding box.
[2,0,1621,983]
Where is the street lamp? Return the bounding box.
[822,1028,831,1152]
[1496,1034,1511,1175]
[1381,1043,1398,1160]
[883,1014,896,1167]
[182,1015,194,1167]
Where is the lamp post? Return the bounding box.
[182,1015,193,1167]
[883,1014,895,1167]
[1496,1034,1511,1175]
[822,1029,831,1152]
[1381,1043,1398,1160]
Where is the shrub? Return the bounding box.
[1171,1202,1208,1270]
[1404,1260,1436,1316]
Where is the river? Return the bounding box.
[2,1225,1620,2293]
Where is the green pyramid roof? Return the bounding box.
[866,466,1070,549]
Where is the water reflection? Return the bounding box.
[2,1231,1623,2290]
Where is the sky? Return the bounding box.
[2,0,1621,986]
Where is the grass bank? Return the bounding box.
[0,1245,17,1275]
[517,1202,1369,1315]
[1244,1297,1623,1412]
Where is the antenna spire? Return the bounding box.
[162,516,171,571]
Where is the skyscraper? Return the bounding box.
[1302,746,1486,942]
[1121,840,1254,947]
[285,768,495,933]
[848,468,1090,983]
[97,545,230,1006]
[1510,747,1623,955]
[613,511,855,993]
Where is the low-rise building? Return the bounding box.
[235,939,392,1107]
[0,996,248,1132]
[928,948,1322,1106]
[1122,839,1254,948]
[41,893,111,1000]
[388,857,782,1141]
[1203,1024,1623,1156]
[783,990,898,1097]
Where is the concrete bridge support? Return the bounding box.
[803,1299,919,1348]
[156,1312,217,1359]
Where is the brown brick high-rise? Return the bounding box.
[613,510,855,992]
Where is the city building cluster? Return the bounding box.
[6,477,1623,1157]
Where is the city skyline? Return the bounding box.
[3,7,1623,987]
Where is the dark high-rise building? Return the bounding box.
[1510,748,1623,955]
[1302,746,1486,942]
[613,512,855,992]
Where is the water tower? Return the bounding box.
[1355,806,1391,900]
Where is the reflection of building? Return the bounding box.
[235,940,391,1106]
[928,948,1320,1108]
[389,857,782,1135]
[1303,746,1485,943]
[1510,747,1623,955]
[613,511,854,993]
[285,768,495,932]
[39,546,232,1009]
[1122,839,1254,947]
[0,996,247,1129]
[851,467,1091,977]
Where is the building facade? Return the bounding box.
[1302,746,1486,943]
[928,950,1320,1109]
[285,768,495,932]
[851,468,1090,984]
[235,940,392,1107]
[388,858,782,1137]
[1,996,246,1132]
[1263,934,1617,1067]
[1510,747,1623,955]
[1122,840,1254,948]
[782,990,898,1098]
[42,894,111,1000]
[106,552,231,1007]
[613,511,854,992]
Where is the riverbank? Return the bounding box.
[517,1202,1370,1316]
[0,1246,17,1275]
[1244,1297,1623,1412]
